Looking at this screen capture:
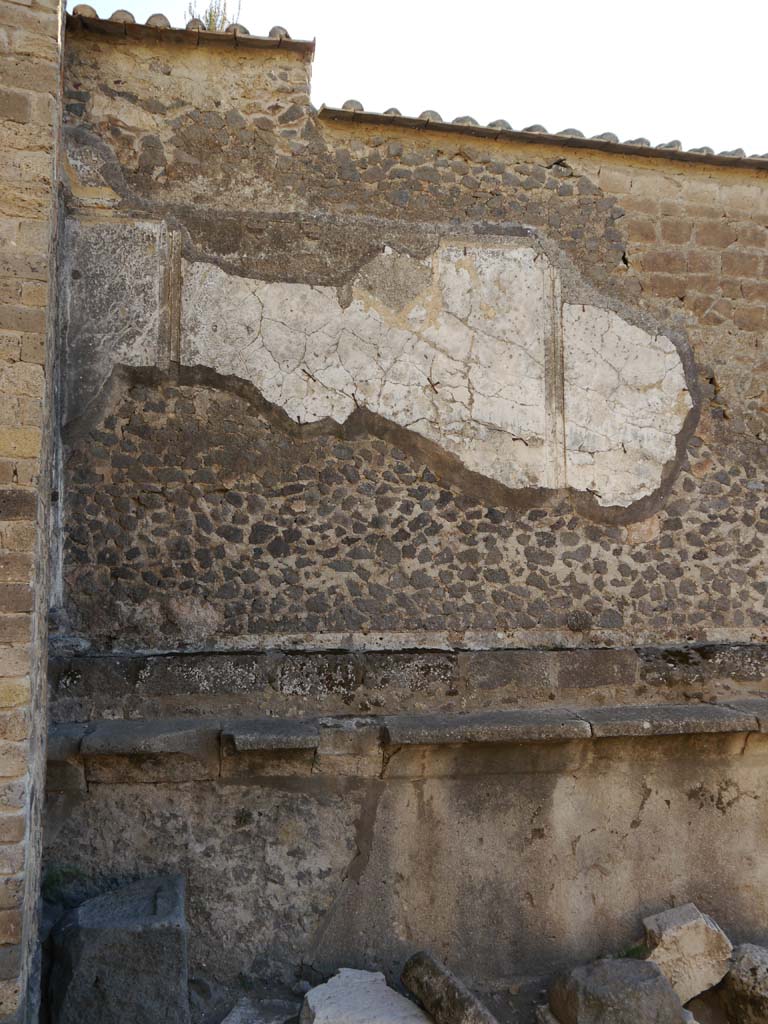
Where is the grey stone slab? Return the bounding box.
[48,724,88,762]
[584,703,757,737]
[81,718,221,757]
[723,699,768,731]
[549,958,687,1023]
[383,709,591,746]
[223,717,321,752]
[49,875,190,1024]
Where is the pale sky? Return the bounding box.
[68,0,768,157]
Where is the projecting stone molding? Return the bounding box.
[63,221,693,508]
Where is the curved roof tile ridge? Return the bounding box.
[67,6,314,53]
[317,103,768,171]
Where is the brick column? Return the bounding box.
[0,0,62,1017]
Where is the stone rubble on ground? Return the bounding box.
[299,968,432,1024]
[401,951,499,1024]
[721,943,768,1023]
[643,903,732,1004]
[548,957,689,1023]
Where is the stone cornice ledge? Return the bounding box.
[48,700,767,759]
[46,702,767,787]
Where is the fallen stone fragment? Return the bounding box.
[549,958,688,1024]
[300,968,431,1024]
[721,943,768,1023]
[401,951,498,1024]
[643,903,732,1004]
[49,875,190,1024]
[222,995,301,1023]
[685,988,728,1024]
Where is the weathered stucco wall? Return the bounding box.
[43,720,768,1022]
[51,26,766,663]
[0,0,61,1017]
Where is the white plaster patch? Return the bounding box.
[300,968,431,1024]
[180,243,692,507]
[563,304,692,506]
[182,245,550,492]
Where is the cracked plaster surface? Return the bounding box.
[563,304,693,505]
[181,242,692,507]
[63,223,692,508]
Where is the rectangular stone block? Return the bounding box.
[0,306,45,335]
[0,908,21,944]
[0,976,20,1016]
[0,778,26,817]
[1,26,59,62]
[46,760,87,794]
[0,679,30,708]
[384,708,592,746]
[219,747,315,780]
[20,331,44,363]
[20,280,47,307]
[0,490,37,521]
[0,844,24,876]
[0,877,23,911]
[0,711,28,743]
[0,741,27,779]
[0,87,31,124]
[314,721,383,777]
[584,703,757,738]
[0,616,30,644]
[695,221,738,248]
[0,815,24,845]
[0,586,32,615]
[84,753,216,785]
[0,428,40,460]
[0,55,56,92]
[14,219,49,253]
[0,183,50,218]
[0,335,20,362]
[0,2,57,36]
[0,944,20,982]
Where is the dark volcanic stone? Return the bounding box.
[49,875,190,1024]
[722,944,768,1024]
[402,951,499,1024]
[549,959,687,1024]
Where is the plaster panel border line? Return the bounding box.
[169,228,182,366]
[545,266,566,490]
[158,226,183,370]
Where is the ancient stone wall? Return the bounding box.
[0,0,62,1017]
[52,22,766,672]
[39,15,768,1024]
[44,711,768,1021]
